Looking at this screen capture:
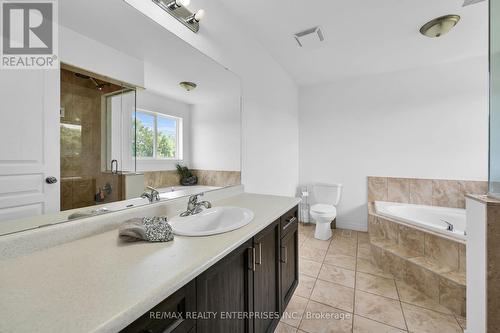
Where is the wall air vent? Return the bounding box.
[294,26,324,49]
[463,0,486,6]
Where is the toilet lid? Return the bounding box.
[311,204,336,214]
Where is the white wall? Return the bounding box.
[299,57,489,231]
[60,26,144,88]
[124,0,299,196]
[135,90,191,172]
[190,96,241,171]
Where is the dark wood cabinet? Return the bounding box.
[123,205,299,333]
[253,219,281,333]
[196,239,254,333]
[121,280,196,333]
[280,207,299,311]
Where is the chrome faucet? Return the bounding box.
[141,186,160,203]
[180,193,212,217]
[441,219,454,232]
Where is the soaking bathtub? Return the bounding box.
[374,201,466,241]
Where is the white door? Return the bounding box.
[0,70,60,225]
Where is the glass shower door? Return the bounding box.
[99,88,137,205]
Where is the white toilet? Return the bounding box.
[309,183,342,240]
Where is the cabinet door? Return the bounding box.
[280,221,299,311]
[254,219,281,333]
[121,280,196,333]
[196,239,254,333]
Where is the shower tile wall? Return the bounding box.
[60,69,123,210]
[368,176,488,209]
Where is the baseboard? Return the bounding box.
[301,219,367,233]
[336,221,367,232]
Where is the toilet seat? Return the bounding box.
[309,204,337,241]
[311,204,337,215]
[308,183,342,241]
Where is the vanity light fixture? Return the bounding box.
[152,0,204,33]
[179,81,197,91]
[166,0,190,9]
[186,9,205,23]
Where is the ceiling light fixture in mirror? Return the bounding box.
[152,0,205,33]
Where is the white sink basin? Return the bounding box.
[169,206,254,236]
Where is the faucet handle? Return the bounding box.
[188,192,205,204]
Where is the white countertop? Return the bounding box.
[0,193,300,333]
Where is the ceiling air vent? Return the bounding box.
[463,0,485,6]
[294,26,324,49]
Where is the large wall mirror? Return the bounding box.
[490,0,500,197]
[0,0,241,235]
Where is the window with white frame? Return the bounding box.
[133,110,182,160]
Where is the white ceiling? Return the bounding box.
[218,0,488,85]
[59,0,240,104]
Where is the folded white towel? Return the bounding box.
[118,217,174,242]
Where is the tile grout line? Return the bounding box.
[294,225,312,331]
[354,313,409,332]
[299,227,463,332]
[452,313,465,332]
[352,230,359,333]
[297,227,320,332]
[327,229,355,330]
[394,276,410,332]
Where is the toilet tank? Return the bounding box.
[312,183,342,206]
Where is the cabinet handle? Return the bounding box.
[283,216,297,230]
[255,243,262,265]
[281,246,288,264]
[161,316,184,333]
[251,247,256,271]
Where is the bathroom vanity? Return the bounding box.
[0,189,300,333]
[122,205,298,333]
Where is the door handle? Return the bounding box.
[111,159,118,174]
[45,176,58,184]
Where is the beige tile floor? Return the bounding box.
[276,223,466,333]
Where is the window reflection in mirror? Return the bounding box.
[134,111,182,160]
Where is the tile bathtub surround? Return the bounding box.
[192,170,241,187]
[279,223,465,333]
[368,214,466,316]
[144,170,180,188]
[143,170,241,188]
[367,177,487,209]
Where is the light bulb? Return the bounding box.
[176,0,190,6]
[194,9,205,22]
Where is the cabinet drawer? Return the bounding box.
[280,206,298,237]
[121,280,196,333]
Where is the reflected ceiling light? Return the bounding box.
[179,81,197,91]
[187,9,205,23]
[420,15,460,38]
[166,0,190,9]
[152,0,204,33]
